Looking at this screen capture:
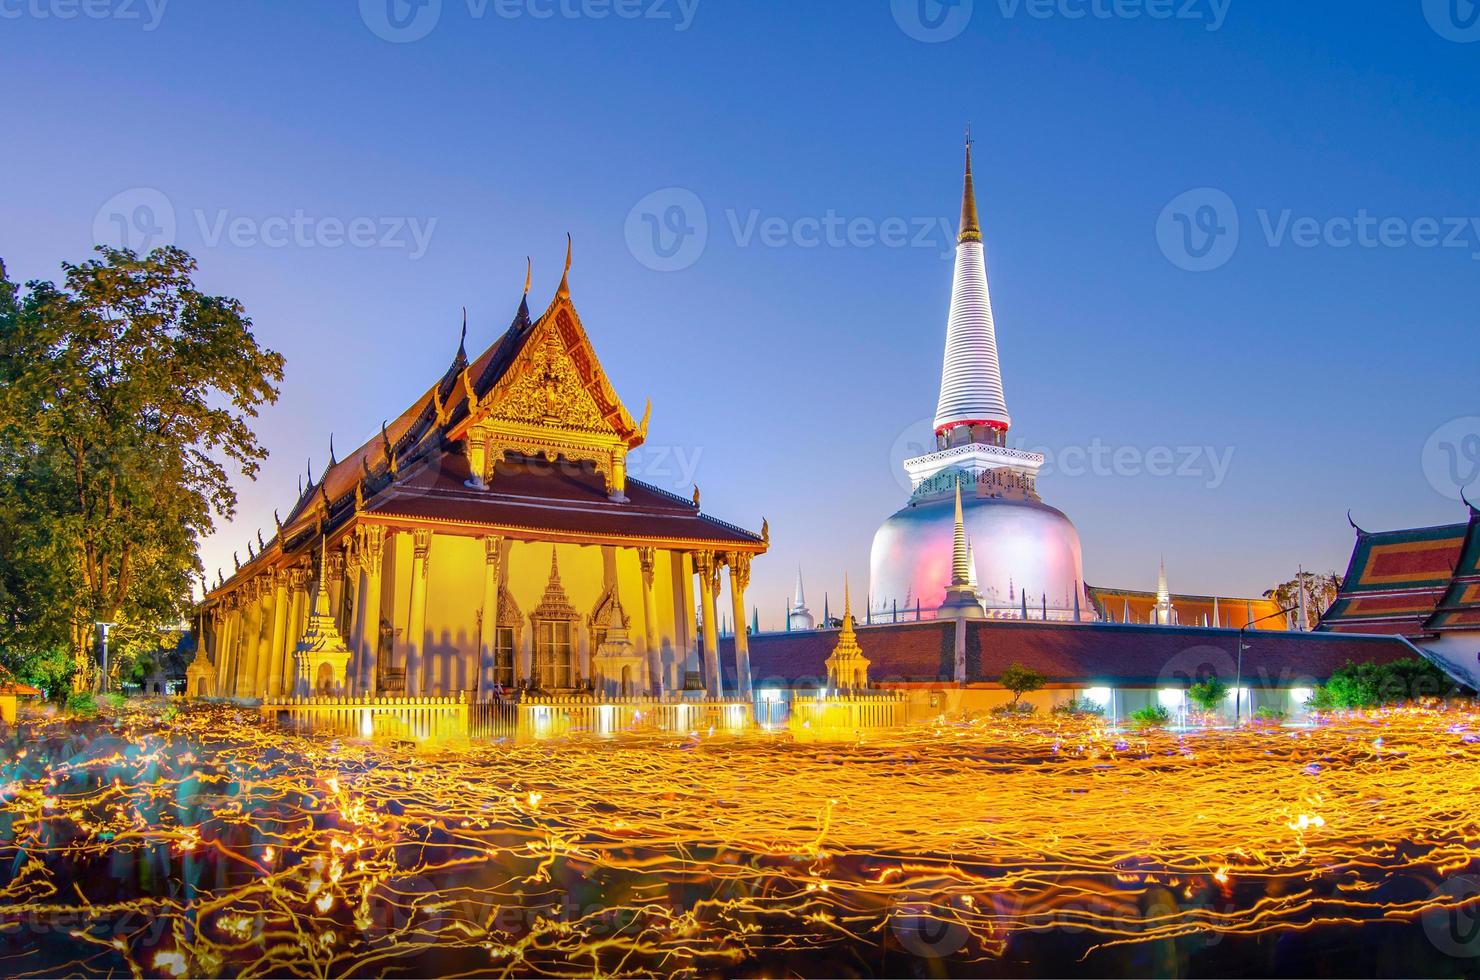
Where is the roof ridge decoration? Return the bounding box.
[448,248,643,501]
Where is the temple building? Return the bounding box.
[1318,503,1480,689]
[870,136,1088,621]
[1087,564,1289,630]
[194,246,767,703]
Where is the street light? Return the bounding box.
[95,622,115,693]
[1235,604,1301,724]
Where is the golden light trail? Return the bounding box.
[0,703,1478,976]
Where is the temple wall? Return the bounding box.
[408,534,699,697]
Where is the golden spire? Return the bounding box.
[826,573,869,690]
[960,125,981,244]
[951,478,971,586]
[524,256,532,295]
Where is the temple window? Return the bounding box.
[494,625,517,689]
[533,619,574,689]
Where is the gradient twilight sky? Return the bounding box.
[3,1,1479,626]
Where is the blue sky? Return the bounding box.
[3,1,1479,624]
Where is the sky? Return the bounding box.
[3,0,1479,627]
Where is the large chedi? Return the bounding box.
[870,137,1088,621]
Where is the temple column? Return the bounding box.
[341,542,362,689]
[694,551,721,698]
[212,605,231,697]
[351,525,385,696]
[476,534,503,700]
[229,597,249,698]
[404,529,432,697]
[727,552,754,699]
[252,579,274,699]
[465,436,488,490]
[285,567,310,689]
[265,570,290,698]
[329,542,348,635]
[638,547,662,696]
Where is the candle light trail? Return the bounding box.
[0,703,1477,976]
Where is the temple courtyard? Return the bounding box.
[1,703,1478,978]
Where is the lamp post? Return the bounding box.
[1235,604,1300,724]
[95,622,115,693]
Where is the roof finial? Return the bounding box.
[457,307,468,360]
[959,125,981,244]
[1347,509,1367,535]
[524,256,532,295]
[558,234,572,297]
[328,433,337,467]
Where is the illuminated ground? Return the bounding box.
[2,704,1479,978]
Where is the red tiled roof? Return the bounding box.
[723,620,1414,689]
[1426,508,1480,633]
[1318,521,1468,637]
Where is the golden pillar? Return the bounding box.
[727,552,753,698]
[267,569,291,698]
[252,577,275,698]
[351,525,385,696]
[330,542,348,634]
[405,529,432,696]
[246,582,267,698]
[286,566,311,683]
[694,551,721,698]
[476,534,504,700]
[638,547,662,696]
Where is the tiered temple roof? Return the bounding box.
[1425,505,1480,632]
[1316,518,1468,636]
[208,253,764,597]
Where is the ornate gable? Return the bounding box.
[449,289,649,501]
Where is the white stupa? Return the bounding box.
[870,133,1088,621]
[787,568,815,631]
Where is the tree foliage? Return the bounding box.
[999,662,1046,706]
[0,247,282,692]
[1307,658,1464,711]
[1187,676,1229,713]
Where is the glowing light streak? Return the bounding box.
[0,703,1476,975]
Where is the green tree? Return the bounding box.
[1306,658,1463,711]
[1187,676,1229,714]
[999,661,1045,707]
[0,247,283,692]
